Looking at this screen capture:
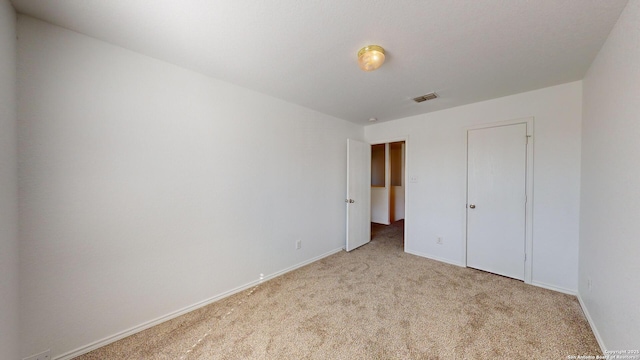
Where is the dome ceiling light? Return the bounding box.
[357,45,385,72]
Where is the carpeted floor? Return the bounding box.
[76,220,600,359]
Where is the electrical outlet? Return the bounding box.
[587,278,592,291]
[23,350,50,360]
[296,240,302,250]
[436,237,443,245]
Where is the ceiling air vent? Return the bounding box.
[413,92,438,103]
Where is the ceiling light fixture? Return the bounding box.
[357,45,385,71]
[369,117,378,122]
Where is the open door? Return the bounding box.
[346,139,371,251]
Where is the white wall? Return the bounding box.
[17,16,362,359]
[371,187,389,224]
[365,81,582,292]
[0,1,19,360]
[580,0,640,350]
[390,185,404,222]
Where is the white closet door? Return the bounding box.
[467,123,527,280]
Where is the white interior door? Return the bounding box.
[346,139,371,251]
[467,123,527,280]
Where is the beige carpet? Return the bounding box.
[76,221,600,359]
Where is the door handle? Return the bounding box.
[469,204,476,209]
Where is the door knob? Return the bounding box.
[469,204,476,209]
[345,199,355,203]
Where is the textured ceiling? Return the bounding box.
[11,0,629,124]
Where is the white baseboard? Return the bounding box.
[404,248,466,267]
[260,247,344,282]
[404,250,580,297]
[403,249,605,353]
[530,281,576,295]
[577,293,606,354]
[54,247,344,360]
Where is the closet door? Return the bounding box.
[467,123,527,280]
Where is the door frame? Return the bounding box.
[463,118,534,284]
[368,135,409,253]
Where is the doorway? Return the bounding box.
[346,137,409,253]
[371,140,406,248]
[465,118,533,282]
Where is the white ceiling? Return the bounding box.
[11,0,628,125]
